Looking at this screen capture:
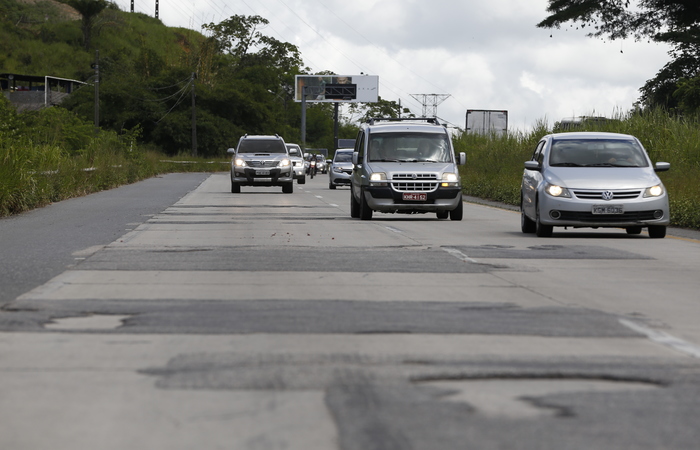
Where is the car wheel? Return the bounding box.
[648,225,666,239]
[521,199,536,233]
[282,182,293,194]
[535,203,553,237]
[626,226,643,235]
[329,182,336,190]
[449,198,463,221]
[231,182,240,194]
[298,175,306,185]
[436,211,449,219]
[359,189,373,220]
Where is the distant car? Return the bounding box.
[227,134,294,194]
[286,143,306,184]
[521,132,670,238]
[315,155,327,174]
[328,148,354,189]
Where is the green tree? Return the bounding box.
[58,0,109,50]
[538,0,700,111]
[348,97,414,123]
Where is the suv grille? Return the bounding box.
[247,160,279,168]
[391,173,438,192]
[573,189,642,200]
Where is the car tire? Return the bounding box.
[359,189,373,220]
[329,182,336,190]
[298,175,306,185]
[449,198,463,221]
[626,226,643,235]
[648,225,666,239]
[521,200,536,233]
[282,182,293,194]
[535,203,553,237]
[231,182,240,194]
[436,211,449,219]
[350,185,360,218]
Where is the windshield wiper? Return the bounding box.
[550,162,583,167]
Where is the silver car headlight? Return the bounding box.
[644,185,664,197]
[279,159,291,167]
[369,172,388,186]
[441,172,459,187]
[544,183,571,198]
[333,166,344,173]
[234,158,246,167]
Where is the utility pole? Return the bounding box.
[191,73,197,157]
[93,50,99,136]
[301,86,307,149]
[130,0,134,12]
[155,0,159,19]
[333,103,339,151]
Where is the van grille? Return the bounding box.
[391,173,438,192]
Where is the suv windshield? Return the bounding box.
[368,133,451,162]
[549,139,648,167]
[238,140,287,154]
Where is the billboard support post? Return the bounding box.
[301,86,307,149]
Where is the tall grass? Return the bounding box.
[453,110,700,230]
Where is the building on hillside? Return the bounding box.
[1,73,86,112]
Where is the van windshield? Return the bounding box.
[369,133,452,162]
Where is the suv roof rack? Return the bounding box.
[366,117,442,126]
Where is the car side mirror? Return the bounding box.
[352,152,359,166]
[227,148,235,154]
[459,152,466,165]
[654,162,670,172]
[524,160,541,171]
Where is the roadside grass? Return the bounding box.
[453,111,700,230]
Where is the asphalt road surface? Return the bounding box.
[2,172,700,450]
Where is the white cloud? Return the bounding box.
[119,0,673,131]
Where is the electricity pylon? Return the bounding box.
[410,94,451,118]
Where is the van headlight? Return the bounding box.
[644,185,664,197]
[441,172,459,187]
[544,183,571,198]
[369,172,387,186]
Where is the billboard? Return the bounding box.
[295,75,378,103]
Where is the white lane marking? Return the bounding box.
[315,195,323,199]
[619,319,700,359]
[329,204,338,207]
[384,226,403,234]
[443,247,479,264]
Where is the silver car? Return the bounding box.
[521,132,670,238]
[328,148,354,189]
[286,143,306,184]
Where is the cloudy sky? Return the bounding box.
[116,0,672,131]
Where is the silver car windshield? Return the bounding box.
[369,133,451,162]
[549,139,649,168]
[238,140,287,154]
[334,152,353,163]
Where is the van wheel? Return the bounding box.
[350,186,360,218]
[450,198,463,221]
[360,190,373,220]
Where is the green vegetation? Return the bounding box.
[454,110,700,230]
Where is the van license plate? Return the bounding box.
[592,205,624,214]
[403,193,427,201]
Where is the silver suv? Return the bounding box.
[350,118,466,220]
[286,143,306,184]
[228,135,294,193]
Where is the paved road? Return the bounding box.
[2,172,700,449]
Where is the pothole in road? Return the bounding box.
[420,378,659,419]
[44,314,131,331]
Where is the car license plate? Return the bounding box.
[403,192,427,201]
[256,169,271,176]
[592,204,624,214]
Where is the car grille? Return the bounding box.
[246,160,279,168]
[558,210,659,222]
[391,173,438,192]
[572,189,642,200]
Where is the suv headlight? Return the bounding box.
[644,185,664,197]
[279,159,291,167]
[234,158,246,167]
[544,183,571,198]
